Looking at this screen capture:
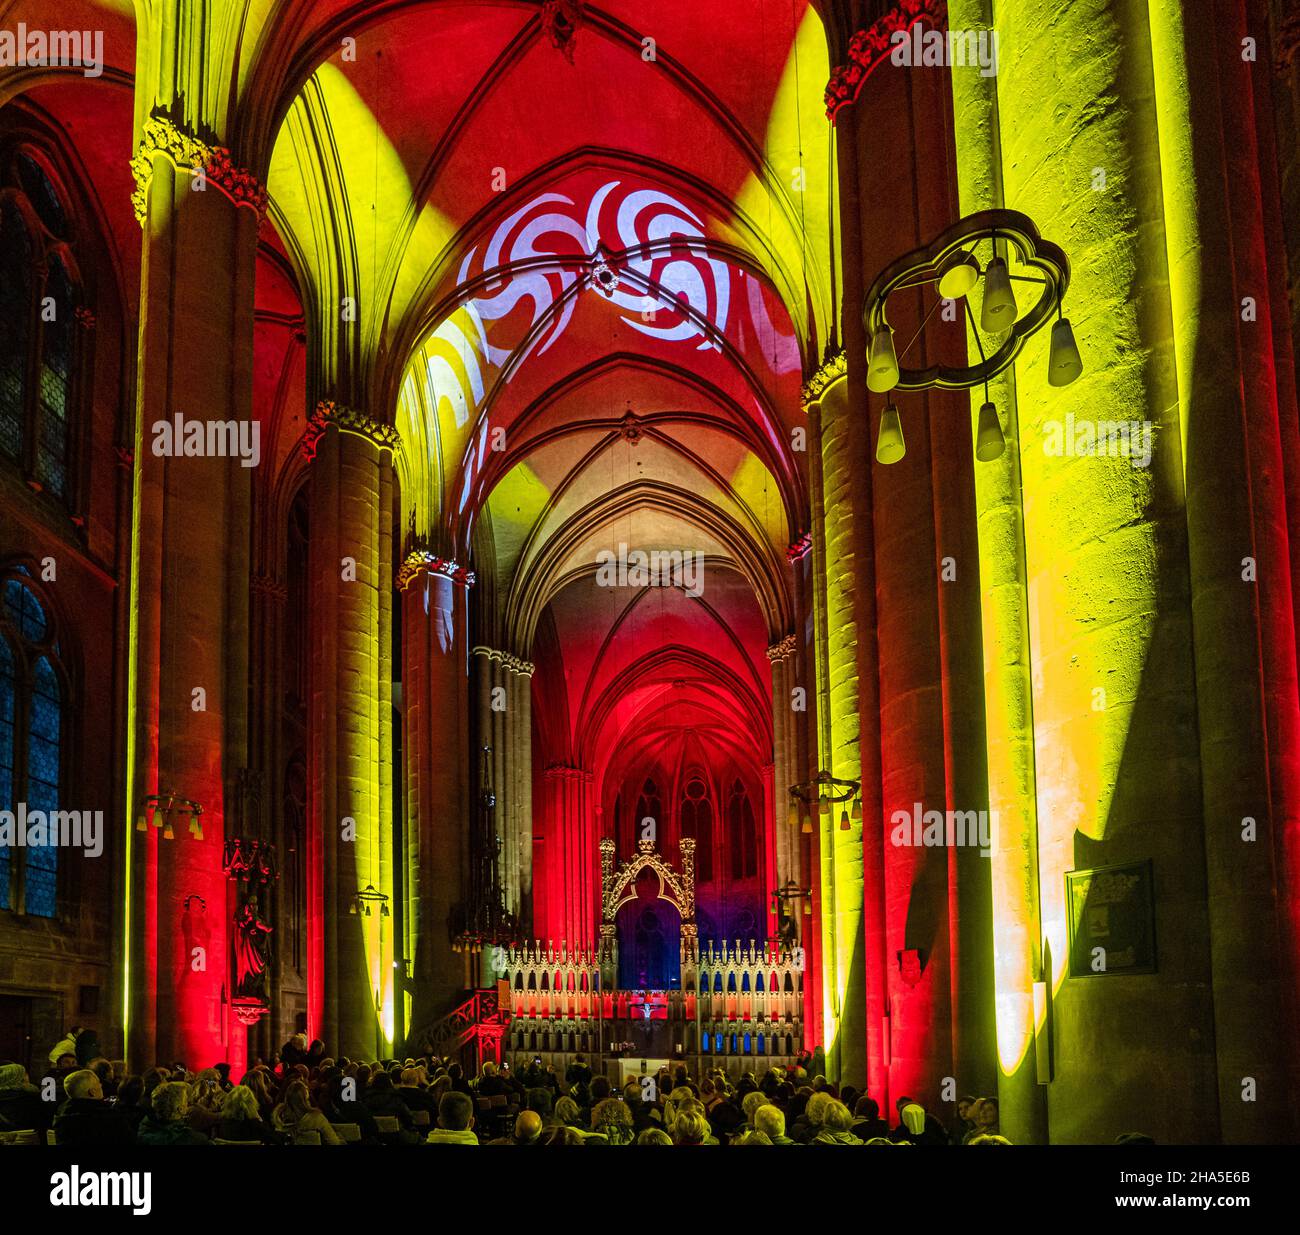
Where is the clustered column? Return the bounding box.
[471,646,535,930]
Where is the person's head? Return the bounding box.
[731,1130,773,1145]
[976,1097,999,1128]
[400,1068,421,1087]
[152,1081,189,1124]
[0,1063,29,1090]
[804,1090,833,1128]
[369,1071,394,1094]
[278,1079,313,1122]
[967,1133,1012,1145]
[87,1057,115,1085]
[811,1074,829,1093]
[591,1097,632,1132]
[754,1104,786,1141]
[1114,1132,1155,1146]
[189,1068,224,1109]
[590,1076,610,1103]
[482,1060,497,1078]
[957,1095,977,1122]
[555,1095,582,1127]
[56,1053,76,1069]
[291,1033,308,1051]
[117,1075,144,1108]
[514,1109,544,1144]
[822,1099,855,1134]
[220,1086,261,1123]
[742,1091,769,1123]
[623,1080,642,1104]
[855,1096,880,1121]
[64,1069,102,1101]
[437,1090,474,1132]
[672,1110,710,1145]
[901,1103,927,1136]
[547,1126,583,1145]
[636,1127,672,1145]
[895,1094,914,1116]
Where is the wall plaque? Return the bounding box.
[1066,860,1156,977]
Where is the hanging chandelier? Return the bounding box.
[789,770,862,834]
[862,208,1083,465]
[135,793,204,840]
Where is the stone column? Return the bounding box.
[400,551,473,1029]
[123,119,261,1070]
[471,647,535,932]
[543,765,596,953]
[304,402,398,1060]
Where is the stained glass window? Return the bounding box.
[25,657,60,917]
[0,638,15,911]
[17,154,65,236]
[728,778,758,880]
[1,151,81,509]
[37,258,73,498]
[0,573,63,917]
[680,776,713,883]
[0,202,30,462]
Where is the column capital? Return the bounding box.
[129,116,269,225]
[824,0,947,124]
[397,548,475,590]
[251,573,288,603]
[765,633,797,664]
[471,646,535,676]
[786,532,813,562]
[800,348,846,411]
[302,400,401,460]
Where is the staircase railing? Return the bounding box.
[416,988,510,1061]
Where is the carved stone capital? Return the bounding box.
[129,116,269,224]
[251,573,288,603]
[302,400,401,460]
[396,548,475,590]
[825,0,948,123]
[800,348,847,409]
[472,646,536,676]
[786,532,812,563]
[765,633,798,663]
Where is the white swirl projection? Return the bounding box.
[410,179,794,515]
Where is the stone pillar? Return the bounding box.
[471,647,535,932]
[544,765,596,953]
[123,118,261,1071]
[304,402,398,1060]
[803,358,869,1090]
[948,0,1226,1143]
[400,551,473,1029]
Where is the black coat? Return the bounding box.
[54,1099,137,1147]
[0,1086,52,1132]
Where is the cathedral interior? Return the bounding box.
[3,0,1300,1147]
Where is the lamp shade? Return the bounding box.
[937,251,979,300]
[876,403,906,464]
[867,325,900,393]
[980,256,1017,332]
[1048,317,1083,386]
[801,814,813,834]
[975,400,1005,461]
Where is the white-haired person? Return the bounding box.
[753,1103,797,1145]
[53,1069,136,1146]
[811,1098,865,1145]
[136,1081,209,1145]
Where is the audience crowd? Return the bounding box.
[0,1028,1148,1146]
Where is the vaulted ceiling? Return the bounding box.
[4,0,839,798]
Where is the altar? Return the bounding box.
[616,1057,670,1085]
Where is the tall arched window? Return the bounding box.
[0,150,84,507]
[0,566,67,916]
[727,778,758,881]
[679,775,713,883]
[633,777,661,853]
